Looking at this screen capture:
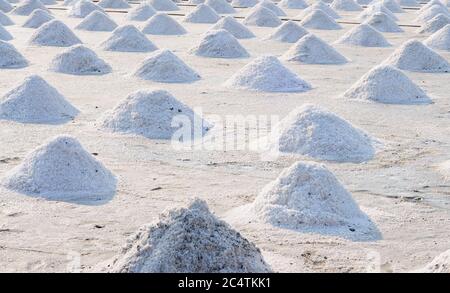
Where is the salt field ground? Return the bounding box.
[0,0,450,273]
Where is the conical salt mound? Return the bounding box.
[40,0,56,4]
[343,65,432,104]
[142,13,187,35]
[279,0,309,9]
[10,0,48,16]
[148,0,179,11]
[417,14,450,34]
[1,135,116,202]
[225,55,311,92]
[425,24,450,51]
[243,6,282,27]
[419,250,450,273]
[357,0,374,4]
[0,40,28,69]
[99,90,211,140]
[98,0,130,9]
[330,0,362,11]
[358,3,398,21]
[68,0,105,18]
[300,9,342,30]
[0,11,14,26]
[190,29,249,58]
[183,4,220,23]
[416,5,450,24]
[104,199,271,273]
[398,0,420,7]
[249,161,379,239]
[383,39,450,72]
[100,25,158,52]
[50,45,111,75]
[336,24,390,47]
[257,0,287,16]
[75,11,118,32]
[0,0,12,13]
[0,75,78,123]
[206,0,236,14]
[299,2,341,19]
[380,0,404,13]
[419,0,448,13]
[22,9,54,29]
[232,0,258,8]
[63,0,80,6]
[127,4,157,21]
[134,49,200,83]
[29,20,82,47]
[0,24,12,41]
[267,20,309,43]
[211,16,255,39]
[363,12,403,32]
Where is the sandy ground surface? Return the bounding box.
[0,1,450,272]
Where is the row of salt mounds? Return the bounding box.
[99,89,211,140]
[299,1,341,19]
[417,14,450,34]
[148,0,179,11]
[127,3,156,21]
[257,0,287,16]
[243,6,281,27]
[10,0,49,16]
[28,20,82,47]
[335,24,390,47]
[0,24,12,41]
[0,0,12,13]
[363,12,403,33]
[184,4,220,24]
[225,56,311,92]
[383,39,450,72]
[0,11,14,26]
[283,34,348,64]
[267,20,308,43]
[211,16,255,39]
[206,0,236,14]
[377,0,404,13]
[190,29,249,58]
[415,4,450,24]
[104,199,271,273]
[425,24,450,51]
[279,0,309,9]
[142,13,187,35]
[330,0,362,11]
[228,161,380,240]
[75,11,118,32]
[98,0,130,9]
[0,40,28,69]
[22,9,54,29]
[134,49,200,83]
[0,75,78,123]
[68,0,105,18]
[50,45,111,75]
[231,0,258,8]
[359,3,398,21]
[419,249,450,273]
[1,135,116,202]
[342,65,432,104]
[101,25,158,52]
[300,9,342,30]
[398,0,420,7]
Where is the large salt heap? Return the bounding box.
[99,89,211,140]
[419,250,450,273]
[398,0,419,7]
[225,55,311,92]
[206,0,236,14]
[335,24,391,47]
[383,39,450,72]
[299,2,341,19]
[148,0,180,11]
[279,0,309,9]
[211,16,255,39]
[1,135,116,202]
[267,20,309,43]
[363,12,403,33]
[379,0,404,13]
[98,0,131,9]
[134,49,201,83]
[425,24,450,51]
[22,9,54,29]
[0,11,14,26]
[359,3,398,21]
[141,13,187,35]
[104,199,271,273]
[183,4,220,24]
[190,29,249,58]
[28,20,82,47]
[10,0,49,16]
[342,65,432,104]
[232,0,258,7]
[243,6,282,27]
[283,34,348,64]
[330,0,362,11]
[50,45,111,75]
[300,9,342,30]
[75,11,118,32]
[257,0,287,16]
[417,14,450,34]
[68,0,105,18]
[127,4,156,21]
[0,0,12,13]
[101,25,158,52]
[415,5,450,24]
[0,24,12,41]
[0,75,78,123]
[0,40,28,69]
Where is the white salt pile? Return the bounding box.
[50,45,111,75]
[425,24,450,51]
[256,0,287,16]
[189,0,205,4]
[0,75,78,123]
[363,12,403,33]
[300,9,342,30]
[1,135,116,202]
[205,0,236,14]
[28,20,82,47]
[419,250,450,273]
[279,0,309,9]
[40,0,56,4]
[22,9,54,29]
[383,39,450,72]
[127,4,156,22]
[99,89,211,140]
[10,0,48,16]
[417,14,450,34]
[141,13,187,35]
[190,29,249,58]
[101,25,158,52]
[183,4,220,24]
[356,0,373,4]
[299,2,341,19]
[0,11,14,26]
[267,20,309,43]
[68,0,105,18]
[148,0,180,11]
[225,55,311,92]
[0,24,12,41]
[335,24,391,47]
[98,0,130,9]
[398,0,420,7]
[75,11,118,32]
[0,40,28,69]
[232,0,259,8]
[211,16,255,39]
[416,5,450,24]
[243,6,281,27]
[342,65,432,104]
[0,0,12,13]
[330,0,362,11]
[419,0,448,13]
[134,49,200,83]
[63,0,80,6]
[379,0,404,13]
[104,199,271,273]
[359,3,398,21]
